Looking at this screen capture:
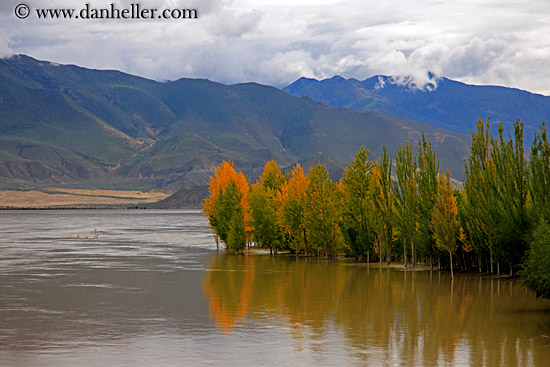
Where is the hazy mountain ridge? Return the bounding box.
[283,75,550,142]
[0,55,469,192]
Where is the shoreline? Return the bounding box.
[224,247,522,279]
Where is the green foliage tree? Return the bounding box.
[462,119,528,274]
[259,160,285,190]
[212,180,244,244]
[416,135,440,269]
[523,122,550,298]
[490,120,528,274]
[340,146,376,261]
[393,140,418,267]
[304,163,344,258]
[227,205,247,253]
[529,122,550,222]
[249,183,285,254]
[249,160,286,254]
[522,220,550,299]
[371,146,394,263]
[463,118,495,272]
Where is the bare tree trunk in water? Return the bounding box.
[386,235,391,265]
[490,250,494,274]
[303,228,308,257]
[510,262,513,277]
[459,251,465,271]
[411,238,416,268]
[497,261,500,276]
[449,251,454,279]
[478,253,482,273]
[403,240,408,268]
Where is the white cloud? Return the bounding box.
[1,0,549,94]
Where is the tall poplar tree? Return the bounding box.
[340,146,375,261]
[249,161,285,254]
[463,118,494,272]
[304,163,344,258]
[490,120,528,273]
[393,140,418,267]
[416,135,440,269]
[371,146,394,263]
[432,170,460,278]
[529,121,550,222]
[277,164,310,255]
[523,122,550,298]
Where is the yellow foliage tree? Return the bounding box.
[431,170,460,278]
[277,164,310,254]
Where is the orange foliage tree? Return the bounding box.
[203,161,251,250]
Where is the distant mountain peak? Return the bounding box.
[283,72,550,143]
[289,72,442,93]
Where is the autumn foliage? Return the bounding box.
[202,120,550,298]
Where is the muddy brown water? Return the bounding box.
[1,210,549,366]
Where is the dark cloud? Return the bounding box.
[0,0,549,94]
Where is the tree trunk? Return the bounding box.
[412,238,416,268]
[403,240,408,267]
[303,228,309,257]
[478,252,481,273]
[510,261,513,277]
[386,235,391,264]
[490,250,494,274]
[449,251,454,279]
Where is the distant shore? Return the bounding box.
[0,188,169,209]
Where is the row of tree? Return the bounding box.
[203,119,550,296]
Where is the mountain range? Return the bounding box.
[0,55,471,193]
[283,75,550,143]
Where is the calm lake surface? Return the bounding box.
[0,210,549,366]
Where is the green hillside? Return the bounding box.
[0,55,470,191]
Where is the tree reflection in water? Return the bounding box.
[203,253,550,366]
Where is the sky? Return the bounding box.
[1,0,549,94]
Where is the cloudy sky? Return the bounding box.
[1,0,549,94]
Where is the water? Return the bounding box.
[0,210,549,366]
